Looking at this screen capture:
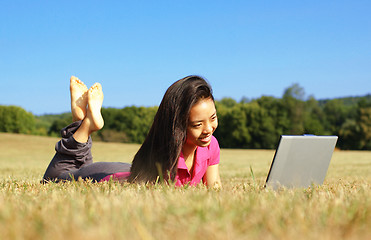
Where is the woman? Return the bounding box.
[42,75,221,187]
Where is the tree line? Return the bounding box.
[1,84,370,150]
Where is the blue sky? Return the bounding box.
[1,1,370,115]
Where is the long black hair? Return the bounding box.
[128,75,214,183]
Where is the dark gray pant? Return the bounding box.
[42,121,131,182]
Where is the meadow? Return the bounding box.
[0,132,370,240]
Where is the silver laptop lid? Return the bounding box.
[265,135,338,190]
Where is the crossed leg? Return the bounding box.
[42,76,130,182]
[72,80,104,143]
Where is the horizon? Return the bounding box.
[22,91,369,117]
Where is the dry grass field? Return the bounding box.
[0,132,370,240]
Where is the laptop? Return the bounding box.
[265,135,338,190]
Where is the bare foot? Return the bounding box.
[70,76,88,121]
[86,83,104,132]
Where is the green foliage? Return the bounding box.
[282,84,306,134]
[32,112,72,136]
[252,96,288,148]
[45,113,72,137]
[339,99,371,150]
[1,85,371,150]
[283,83,305,101]
[357,102,371,149]
[214,84,371,149]
[0,105,35,134]
[215,103,251,148]
[218,97,238,108]
[303,96,327,135]
[97,106,158,143]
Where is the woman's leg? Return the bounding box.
[72,82,104,143]
[42,120,93,182]
[70,76,88,122]
[59,162,131,182]
[66,83,131,182]
[43,120,131,182]
[43,78,132,183]
[42,77,101,182]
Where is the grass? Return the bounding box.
[0,132,370,240]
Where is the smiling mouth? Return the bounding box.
[199,135,212,143]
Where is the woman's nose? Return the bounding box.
[203,123,213,134]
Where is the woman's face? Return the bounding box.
[185,97,218,148]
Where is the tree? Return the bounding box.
[214,104,251,148]
[48,117,71,136]
[283,83,305,101]
[339,119,361,149]
[0,105,35,134]
[355,100,371,149]
[218,97,238,108]
[253,96,288,148]
[303,96,327,135]
[245,101,276,149]
[282,84,305,134]
[338,99,371,150]
[323,99,349,136]
[99,106,157,143]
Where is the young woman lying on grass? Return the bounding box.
[42,75,221,188]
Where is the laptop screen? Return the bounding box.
[265,135,338,190]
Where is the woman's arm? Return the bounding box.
[204,164,221,189]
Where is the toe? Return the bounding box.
[70,76,78,82]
